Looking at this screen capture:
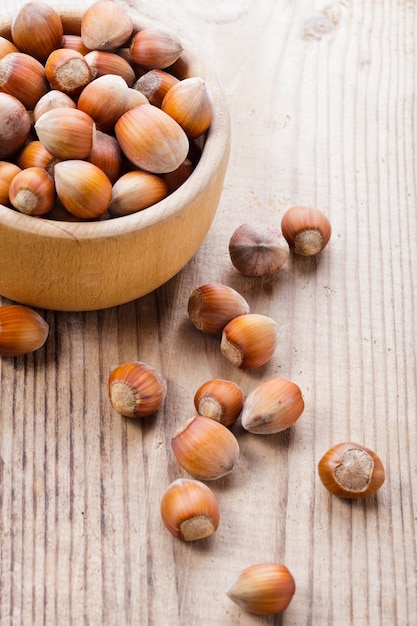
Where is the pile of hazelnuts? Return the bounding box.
[0,0,212,220]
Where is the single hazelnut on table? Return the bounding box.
[281,205,331,256]
[171,415,239,481]
[108,361,167,419]
[160,478,220,541]
[194,379,244,427]
[318,441,385,498]
[0,305,49,357]
[241,377,304,434]
[220,313,278,370]
[228,222,289,277]
[187,283,250,335]
[227,563,296,615]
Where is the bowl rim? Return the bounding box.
[0,4,231,241]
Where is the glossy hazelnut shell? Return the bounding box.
[281,205,331,256]
[227,563,296,615]
[241,377,304,434]
[220,313,278,369]
[194,378,244,427]
[160,478,220,541]
[318,441,385,498]
[188,283,250,335]
[0,305,49,356]
[109,361,167,418]
[171,415,239,480]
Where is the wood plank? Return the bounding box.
[0,0,416,624]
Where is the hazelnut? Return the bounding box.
[11,1,64,62]
[80,0,133,51]
[241,377,304,434]
[9,166,55,216]
[0,93,31,158]
[228,222,289,276]
[0,305,49,357]
[160,478,220,541]
[281,205,331,256]
[194,379,244,427]
[108,361,167,419]
[318,442,385,499]
[115,103,189,174]
[171,415,239,480]
[129,27,183,69]
[54,160,112,220]
[187,283,250,335]
[220,313,278,369]
[227,563,296,615]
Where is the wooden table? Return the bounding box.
[1,0,416,624]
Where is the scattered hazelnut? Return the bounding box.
[281,205,331,256]
[160,478,220,541]
[194,379,244,427]
[228,222,289,276]
[318,442,385,499]
[227,563,296,615]
[0,305,49,357]
[220,313,278,369]
[241,377,304,434]
[187,282,250,335]
[171,415,240,480]
[108,361,167,419]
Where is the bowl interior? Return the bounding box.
[0,6,231,310]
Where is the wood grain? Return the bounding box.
[1,0,416,624]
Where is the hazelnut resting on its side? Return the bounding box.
[0,305,49,357]
[187,283,250,335]
[228,222,289,277]
[241,377,304,434]
[227,563,296,615]
[220,313,278,370]
[171,415,239,480]
[318,442,385,499]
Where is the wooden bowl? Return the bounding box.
[0,6,231,311]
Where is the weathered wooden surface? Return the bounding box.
[0,0,416,624]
